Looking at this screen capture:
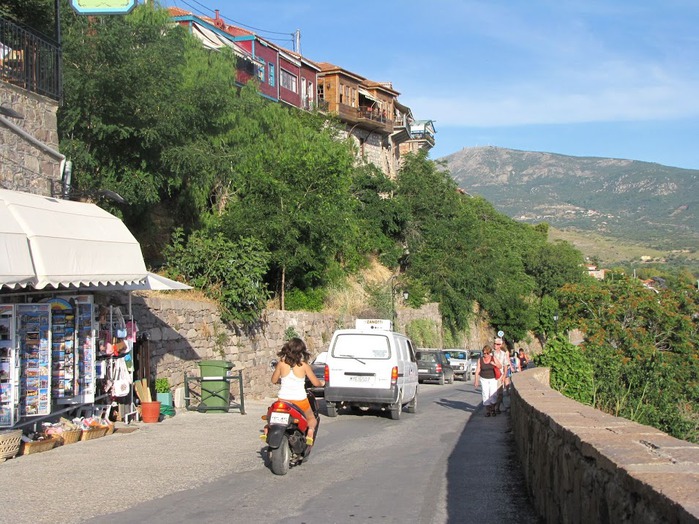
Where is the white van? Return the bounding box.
[323,319,419,419]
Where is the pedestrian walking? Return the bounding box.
[493,337,510,414]
[474,345,502,417]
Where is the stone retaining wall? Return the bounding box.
[0,82,61,195]
[510,368,699,523]
[116,293,443,401]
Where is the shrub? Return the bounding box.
[536,335,594,405]
[285,288,326,312]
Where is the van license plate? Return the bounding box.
[349,376,371,383]
[269,412,290,424]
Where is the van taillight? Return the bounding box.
[391,366,398,386]
[436,364,442,373]
[324,364,329,385]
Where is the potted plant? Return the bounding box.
[155,378,173,407]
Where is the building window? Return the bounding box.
[236,57,255,76]
[280,69,297,93]
[268,62,275,86]
[257,64,265,82]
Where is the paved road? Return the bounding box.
[0,382,541,524]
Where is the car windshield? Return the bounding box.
[444,351,467,360]
[470,351,482,360]
[331,334,391,359]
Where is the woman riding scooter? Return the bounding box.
[271,338,324,445]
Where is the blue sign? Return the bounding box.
[70,0,138,15]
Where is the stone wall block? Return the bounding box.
[511,368,699,523]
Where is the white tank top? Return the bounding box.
[278,366,307,401]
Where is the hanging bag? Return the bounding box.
[111,358,132,397]
[493,360,502,380]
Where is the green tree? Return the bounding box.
[524,240,586,298]
[216,94,360,308]
[0,0,55,37]
[163,229,270,324]
[58,3,240,259]
[555,275,698,441]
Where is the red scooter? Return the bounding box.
[261,363,320,475]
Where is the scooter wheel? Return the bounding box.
[270,437,290,475]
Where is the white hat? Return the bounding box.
[494,337,503,344]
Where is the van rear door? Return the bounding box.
[328,332,392,390]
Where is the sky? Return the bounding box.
[162,0,699,170]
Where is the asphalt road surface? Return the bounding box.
[87,380,541,524]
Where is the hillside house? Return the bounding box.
[168,8,434,179]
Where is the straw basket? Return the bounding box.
[0,429,22,461]
[80,426,108,441]
[59,428,82,445]
[19,436,59,456]
[103,423,115,436]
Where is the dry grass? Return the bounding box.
[324,258,393,316]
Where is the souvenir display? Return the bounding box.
[16,304,51,417]
[0,305,19,427]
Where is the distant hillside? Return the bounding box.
[441,146,699,252]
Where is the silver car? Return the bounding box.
[467,350,482,381]
[442,349,469,380]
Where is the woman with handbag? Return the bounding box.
[474,345,503,417]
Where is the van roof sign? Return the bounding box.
[355,319,393,331]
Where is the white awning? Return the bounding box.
[0,199,35,289]
[191,23,260,63]
[81,272,192,291]
[358,87,378,102]
[0,189,149,290]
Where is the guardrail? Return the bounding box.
[0,16,61,101]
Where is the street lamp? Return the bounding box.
[553,313,559,333]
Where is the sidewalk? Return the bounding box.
[0,399,274,524]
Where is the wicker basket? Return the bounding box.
[80,427,108,441]
[19,436,59,456]
[103,423,115,436]
[59,428,82,445]
[0,429,22,461]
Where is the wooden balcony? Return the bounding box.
[335,103,393,134]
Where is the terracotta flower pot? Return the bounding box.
[141,401,162,423]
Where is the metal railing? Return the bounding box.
[0,16,61,101]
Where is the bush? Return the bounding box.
[285,288,326,312]
[536,335,594,405]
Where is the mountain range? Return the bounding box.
[441,146,699,256]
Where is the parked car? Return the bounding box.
[305,351,327,397]
[442,349,469,380]
[467,350,482,381]
[416,349,454,385]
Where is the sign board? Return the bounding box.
[355,319,393,331]
[70,0,138,15]
[497,330,504,338]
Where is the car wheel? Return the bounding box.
[326,401,338,418]
[406,390,418,414]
